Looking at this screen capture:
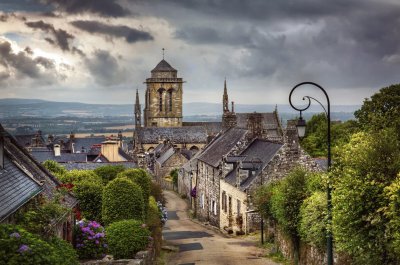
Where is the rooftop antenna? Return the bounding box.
[162,48,165,60]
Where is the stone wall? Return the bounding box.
[82,247,155,265]
[154,152,188,181]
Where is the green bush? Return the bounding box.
[298,191,327,249]
[106,220,150,259]
[170,168,178,187]
[42,160,67,179]
[150,181,166,205]
[254,182,276,219]
[117,168,152,206]
[0,225,78,265]
[269,167,308,237]
[147,196,161,228]
[59,170,102,185]
[94,165,126,185]
[73,181,103,222]
[102,178,144,225]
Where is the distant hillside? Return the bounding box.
[0,98,360,120]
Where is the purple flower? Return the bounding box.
[76,243,84,248]
[95,240,99,245]
[148,236,153,241]
[9,232,21,239]
[18,244,30,253]
[103,243,108,248]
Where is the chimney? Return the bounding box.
[54,144,61,157]
[101,140,122,162]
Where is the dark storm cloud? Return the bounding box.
[85,50,127,86]
[164,0,400,88]
[0,40,58,83]
[25,20,74,51]
[71,20,153,43]
[40,0,130,17]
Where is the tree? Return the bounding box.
[355,84,400,138]
[117,168,152,206]
[332,128,400,264]
[94,165,126,185]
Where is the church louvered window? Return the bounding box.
[159,90,163,111]
[168,89,173,112]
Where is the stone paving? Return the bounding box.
[163,190,280,265]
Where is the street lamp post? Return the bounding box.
[288,82,332,265]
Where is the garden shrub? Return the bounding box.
[150,181,166,205]
[73,181,103,222]
[106,220,150,259]
[102,178,144,225]
[170,168,178,187]
[42,160,67,179]
[94,165,125,185]
[146,196,161,228]
[298,191,327,249]
[269,167,308,237]
[59,170,101,185]
[74,220,107,260]
[0,224,78,265]
[117,168,152,206]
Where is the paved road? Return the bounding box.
[163,190,280,265]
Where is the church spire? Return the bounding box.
[223,78,229,113]
[134,89,141,128]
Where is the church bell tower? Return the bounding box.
[143,53,184,127]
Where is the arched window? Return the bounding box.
[168,89,173,112]
[159,90,163,111]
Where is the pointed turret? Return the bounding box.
[223,78,229,113]
[134,89,141,128]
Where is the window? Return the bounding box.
[201,193,205,209]
[237,199,241,217]
[159,90,163,111]
[168,89,173,111]
[212,200,217,215]
[221,191,227,212]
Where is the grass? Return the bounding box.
[261,242,291,265]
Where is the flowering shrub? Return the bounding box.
[190,186,197,198]
[106,220,151,259]
[74,220,107,259]
[157,201,168,226]
[0,224,78,265]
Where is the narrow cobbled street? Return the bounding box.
[162,190,280,265]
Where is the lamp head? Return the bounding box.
[296,116,307,138]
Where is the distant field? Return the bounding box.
[104,125,135,130]
[74,131,133,138]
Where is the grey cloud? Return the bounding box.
[25,20,74,51]
[71,20,153,43]
[40,0,130,17]
[85,50,127,86]
[0,40,58,84]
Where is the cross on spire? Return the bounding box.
[162,48,165,59]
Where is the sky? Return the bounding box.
[0,0,400,106]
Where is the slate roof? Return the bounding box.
[69,137,106,152]
[63,162,137,171]
[156,147,175,165]
[198,127,247,168]
[14,134,45,147]
[137,126,208,144]
[0,156,43,221]
[224,139,283,190]
[236,112,279,129]
[183,122,222,136]
[31,150,87,163]
[151,59,177,72]
[0,124,77,218]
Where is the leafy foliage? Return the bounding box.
[21,198,68,239]
[268,168,309,237]
[170,168,179,187]
[106,220,150,259]
[0,225,78,265]
[42,160,67,179]
[150,181,166,205]
[300,113,359,157]
[298,191,327,249]
[355,84,400,138]
[74,220,107,260]
[332,129,400,264]
[73,181,103,222]
[146,196,161,228]
[94,165,126,185]
[102,177,144,225]
[59,170,102,185]
[117,168,152,206]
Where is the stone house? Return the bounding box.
[153,143,190,182]
[0,124,77,241]
[194,127,248,227]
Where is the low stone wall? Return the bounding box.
[81,248,155,265]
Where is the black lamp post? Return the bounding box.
[289,82,332,265]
